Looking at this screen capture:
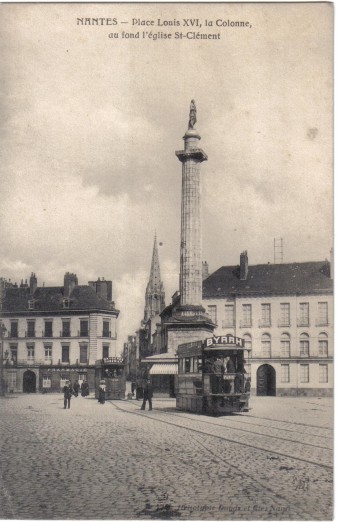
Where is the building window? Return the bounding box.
[28,300,35,310]
[243,334,252,359]
[44,344,52,361]
[80,320,89,337]
[319,364,328,383]
[27,320,35,338]
[300,364,309,383]
[102,344,110,359]
[79,344,88,364]
[318,332,328,357]
[317,302,328,326]
[207,305,217,325]
[300,333,310,357]
[261,333,271,357]
[223,304,235,327]
[281,364,290,383]
[42,376,51,389]
[185,358,191,373]
[10,322,18,338]
[63,298,70,309]
[279,303,290,326]
[260,304,271,327]
[298,303,309,327]
[280,333,290,357]
[102,320,110,338]
[27,343,35,360]
[61,345,70,363]
[6,372,16,390]
[62,320,71,337]
[9,344,18,364]
[241,305,252,327]
[44,321,53,337]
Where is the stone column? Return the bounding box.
[176,118,207,313]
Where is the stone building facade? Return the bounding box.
[202,252,333,397]
[0,273,119,393]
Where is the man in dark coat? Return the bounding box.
[141,379,153,411]
[73,380,80,397]
[81,380,89,397]
[63,381,73,409]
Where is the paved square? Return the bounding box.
[0,394,333,519]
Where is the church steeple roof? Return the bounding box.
[147,234,162,292]
[144,234,165,322]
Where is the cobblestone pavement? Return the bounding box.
[0,394,333,520]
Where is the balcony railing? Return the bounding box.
[315,319,329,327]
[278,319,290,327]
[79,330,89,337]
[297,320,310,327]
[25,331,36,338]
[258,319,272,328]
[240,320,252,328]
[102,331,112,338]
[222,321,235,328]
[60,331,71,337]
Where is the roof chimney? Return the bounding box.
[202,261,209,280]
[330,247,334,279]
[29,273,37,295]
[240,250,248,280]
[64,272,78,297]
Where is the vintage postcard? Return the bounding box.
[0,2,333,521]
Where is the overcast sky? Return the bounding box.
[0,3,333,353]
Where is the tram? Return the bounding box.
[94,357,126,400]
[176,335,250,415]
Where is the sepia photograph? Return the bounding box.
[0,2,334,520]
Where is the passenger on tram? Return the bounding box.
[204,357,214,374]
[212,356,225,393]
[226,356,236,374]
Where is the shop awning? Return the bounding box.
[149,363,178,375]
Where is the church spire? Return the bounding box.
[144,234,165,322]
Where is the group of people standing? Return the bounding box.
[62,380,89,409]
[62,378,154,411]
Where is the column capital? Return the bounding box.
[175,149,208,163]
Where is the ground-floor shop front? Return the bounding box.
[3,365,96,394]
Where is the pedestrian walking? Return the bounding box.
[141,379,153,411]
[63,380,73,409]
[98,381,106,404]
[73,380,80,397]
[81,380,89,397]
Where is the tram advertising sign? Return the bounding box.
[204,335,245,348]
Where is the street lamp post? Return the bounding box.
[0,322,7,397]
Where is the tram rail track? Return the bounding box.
[108,400,333,471]
[115,399,332,450]
[109,400,330,519]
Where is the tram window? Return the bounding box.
[197,357,203,373]
[178,359,183,373]
[185,358,191,373]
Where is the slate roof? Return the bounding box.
[1,285,118,314]
[202,261,332,298]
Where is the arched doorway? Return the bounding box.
[23,370,36,393]
[256,364,276,396]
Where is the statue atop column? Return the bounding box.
[188,99,197,129]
